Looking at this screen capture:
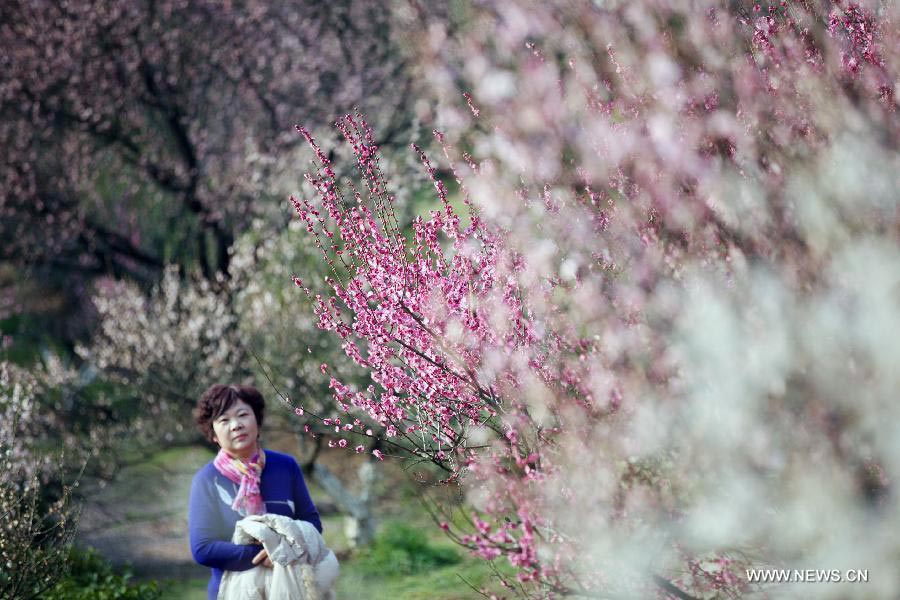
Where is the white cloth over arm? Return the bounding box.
[217,513,339,600]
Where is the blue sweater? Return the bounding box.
[188,449,322,600]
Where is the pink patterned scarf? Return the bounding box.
[213,447,266,516]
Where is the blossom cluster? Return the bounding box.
[292,115,513,467]
[76,268,245,445]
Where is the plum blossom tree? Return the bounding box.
[0,0,413,354]
[76,268,246,445]
[291,0,899,597]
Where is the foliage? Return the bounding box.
[43,546,161,600]
[0,363,81,600]
[292,1,900,597]
[355,521,461,576]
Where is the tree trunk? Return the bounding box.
[310,461,376,548]
[297,435,377,548]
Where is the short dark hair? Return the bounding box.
[195,384,265,443]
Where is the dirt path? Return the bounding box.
[74,446,213,580]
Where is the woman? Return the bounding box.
[189,384,322,600]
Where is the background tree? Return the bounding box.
[0,0,414,350]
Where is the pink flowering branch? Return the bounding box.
[289,113,644,593]
[290,115,534,472]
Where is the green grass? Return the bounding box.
[43,547,163,600]
[337,555,505,599]
[157,578,207,600]
[157,557,506,600]
[353,521,461,576]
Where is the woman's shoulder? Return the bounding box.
[192,459,219,482]
[188,461,222,502]
[262,448,301,470]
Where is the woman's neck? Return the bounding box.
[226,442,260,462]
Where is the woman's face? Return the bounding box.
[212,398,259,460]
